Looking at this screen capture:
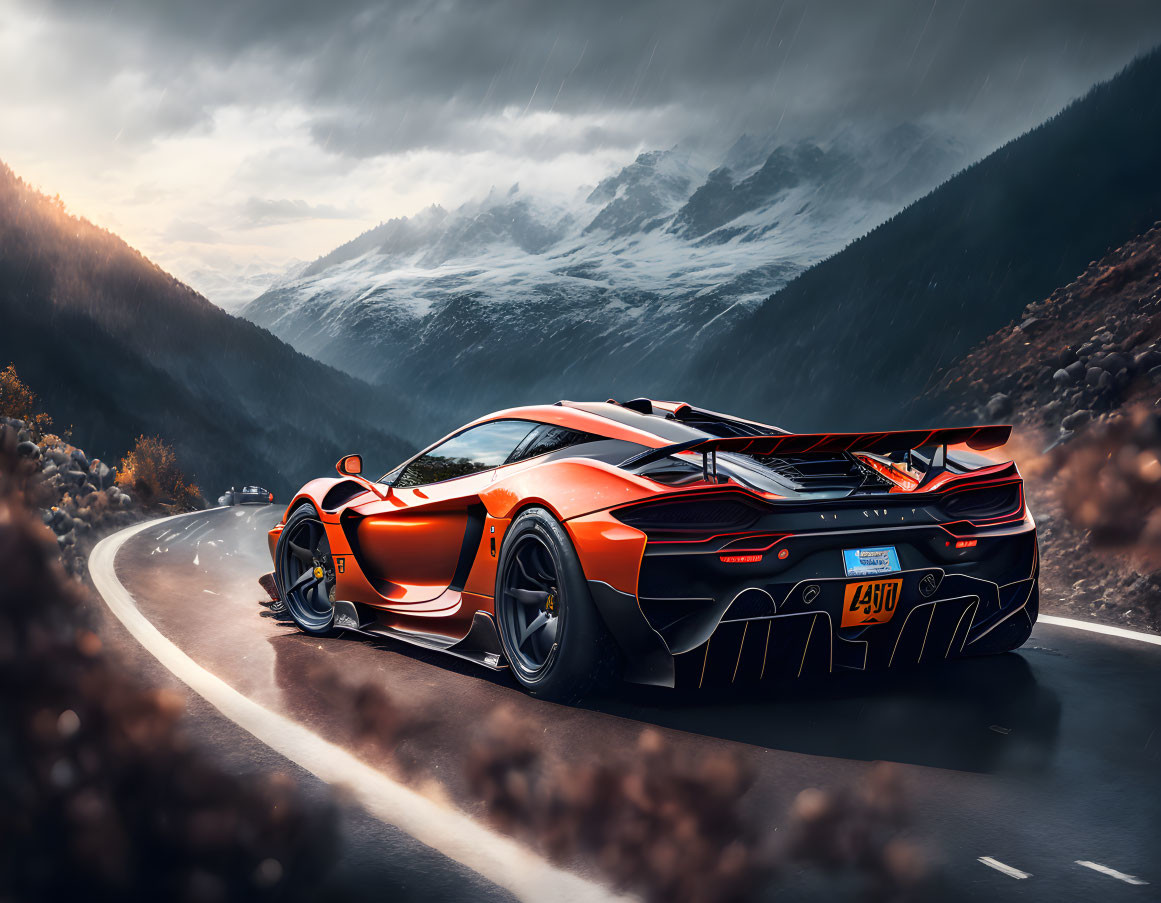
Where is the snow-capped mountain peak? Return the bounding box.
[242,124,965,432]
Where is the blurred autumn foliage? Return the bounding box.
[0,364,53,438]
[463,708,934,903]
[0,448,338,901]
[116,434,201,510]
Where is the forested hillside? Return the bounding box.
[0,163,413,496]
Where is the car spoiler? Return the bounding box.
[620,425,1012,487]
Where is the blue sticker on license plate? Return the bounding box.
[842,546,901,577]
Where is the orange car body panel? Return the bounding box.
[479,457,668,521]
[564,511,648,596]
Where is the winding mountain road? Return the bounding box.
[90,506,1161,902]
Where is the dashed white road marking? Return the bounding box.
[90,509,625,903]
[978,857,1031,879]
[186,522,215,544]
[1075,861,1149,885]
[1038,615,1161,647]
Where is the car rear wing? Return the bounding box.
[620,425,1012,488]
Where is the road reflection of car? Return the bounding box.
[263,399,1038,702]
[219,485,274,506]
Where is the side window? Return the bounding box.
[393,420,535,488]
[508,424,599,463]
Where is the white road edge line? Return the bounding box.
[1038,615,1161,647]
[90,509,626,903]
[1075,860,1149,885]
[978,857,1031,879]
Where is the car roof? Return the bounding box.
[468,399,785,447]
[559,401,706,442]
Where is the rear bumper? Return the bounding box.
[596,517,1038,688]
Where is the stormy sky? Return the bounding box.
[3,0,1161,308]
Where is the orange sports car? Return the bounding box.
[264,399,1038,701]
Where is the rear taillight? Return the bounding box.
[940,483,1022,521]
[613,495,761,535]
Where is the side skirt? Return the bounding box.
[333,601,508,671]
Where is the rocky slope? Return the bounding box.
[2,416,143,578]
[932,223,1161,630]
[244,126,962,432]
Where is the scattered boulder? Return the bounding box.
[1018,317,1052,335]
[16,440,40,459]
[1103,351,1130,373]
[985,393,1012,419]
[89,459,111,487]
[1133,349,1161,371]
[1062,410,1092,431]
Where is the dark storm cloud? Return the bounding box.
[35,0,1161,157]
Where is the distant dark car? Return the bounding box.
[218,486,274,506]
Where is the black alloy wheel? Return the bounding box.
[494,507,619,702]
[499,532,563,675]
[276,506,336,636]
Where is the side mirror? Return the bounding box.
[336,454,363,476]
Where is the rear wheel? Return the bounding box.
[495,507,618,702]
[275,504,336,636]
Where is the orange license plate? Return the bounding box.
[841,578,903,627]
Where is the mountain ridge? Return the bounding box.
[685,46,1161,431]
[0,160,414,497]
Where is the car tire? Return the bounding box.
[494,506,619,702]
[274,504,337,637]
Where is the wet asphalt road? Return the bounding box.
[105,505,1160,901]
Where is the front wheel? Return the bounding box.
[275,504,336,636]
[494,507,618,702]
